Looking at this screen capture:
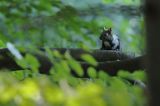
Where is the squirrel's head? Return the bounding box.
[99,27,113,41]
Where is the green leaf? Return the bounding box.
[98,71,110,80]
[81,54,97,66]
[117,70,132,78]
[52,50,62,58]
[87,67,97,78]
[16,54,40,72]
[45,47,54,59]
[25,54,40,71]
[60,60,70,73]
[12,71,25,80]
[0,40,5,48]
[132,70,146,81]
[111,77,128,90]
[118,70,146,81]
[68,59,83,77]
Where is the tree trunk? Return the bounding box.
[144,0,160,106]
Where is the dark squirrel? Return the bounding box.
[99,27,120,50]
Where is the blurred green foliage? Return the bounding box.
[0,0,147,106]
[0,0,145,54]
[0,70,146,106]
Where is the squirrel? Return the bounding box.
[99,27,120,50]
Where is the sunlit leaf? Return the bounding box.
[132,70,146,81]
[117,70,132,78]
[68,59,83,77]
[81,54,97,66]
[98,71,110,80]
[87,67,97,78]
[25,54,40,71]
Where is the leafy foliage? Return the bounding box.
[0,47,147,106]
[0,0,146,106]
[0,70,146,106]
[0,0,144,54]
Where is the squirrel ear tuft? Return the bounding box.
[108,28,112,32]
[103,27,107,31]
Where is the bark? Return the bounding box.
[0,48,145,76]
[72,55,145,77]
[144,0,160,106]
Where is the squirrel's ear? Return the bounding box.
[108,28,112,32]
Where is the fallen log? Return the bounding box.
[76,55,146,77]
[0,48,146,76]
